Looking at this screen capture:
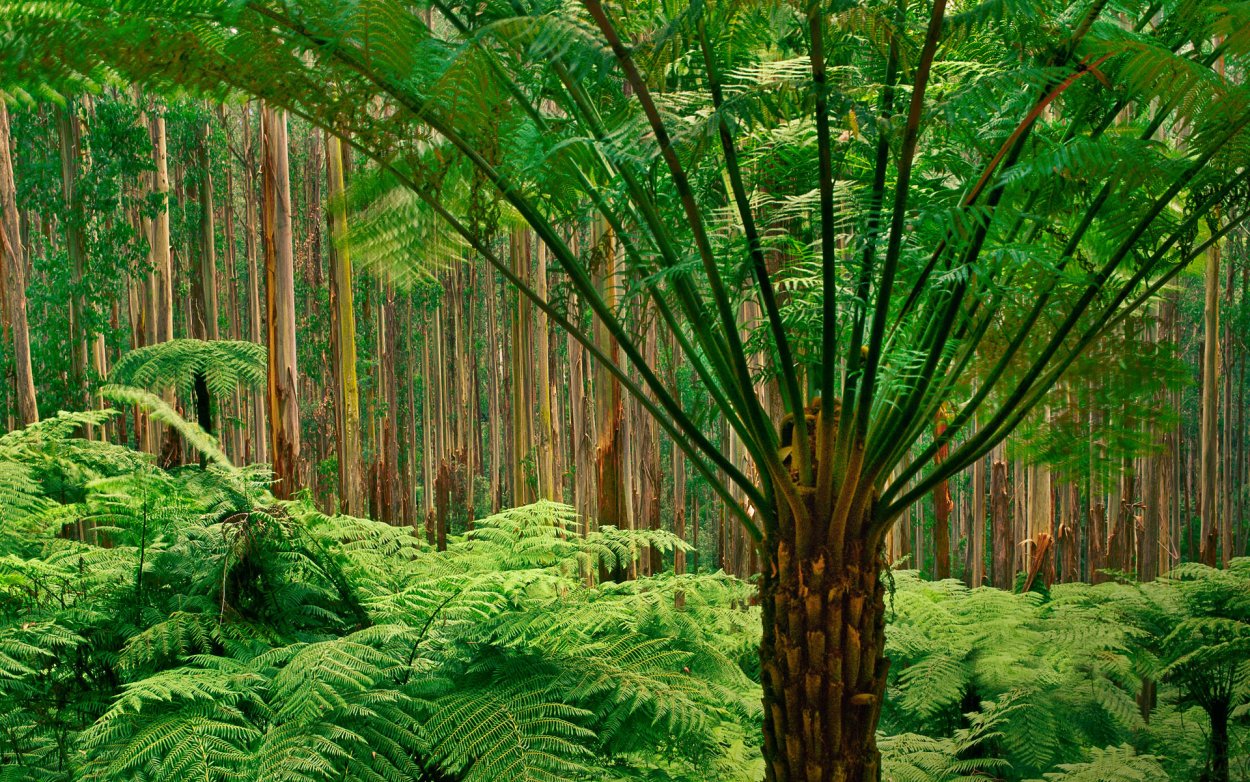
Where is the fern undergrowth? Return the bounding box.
[0,404,1245,781]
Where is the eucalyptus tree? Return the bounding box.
[4,0,1250,779]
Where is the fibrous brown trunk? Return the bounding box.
[760,493,889,782]
[261,104,300,498]
[0,102,37,425]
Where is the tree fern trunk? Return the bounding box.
[760,493,889,782]
[1209,700,1229,782]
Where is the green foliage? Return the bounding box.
[0,411,761,782]
[882,574,1145,777]
[0,410,1246,780]
[1025,745,1169,782]
[108,339,267,402]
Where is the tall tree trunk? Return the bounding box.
[991,460,1012,589]
[219,107,245,461]
[1220,250,1235,566]
[641,318,662,575]
[932,406,953,579]
[191,113,220,342]
[486,273,503,512]
[0,102,37,425]
[1199,241,1221,566]
[1028,459,1053,579]
[1090,501,1108,584]
[969,454,985,586]
[261,104,300,498]
[150,106,177,462]
[592,222,624,578]
[509,229,535,505]
[242,103,267,464]
[534,242,556,499]
[380,286,400,522]
[57,102,93,427]
[326,133,363,515]
[569,297,593,525]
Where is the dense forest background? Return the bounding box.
[1,0,1249,777]
[0,92,1246,585]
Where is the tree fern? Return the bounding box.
[108,340,266,402]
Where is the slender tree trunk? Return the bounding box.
[1200,241,1221,566]
[486,273,503,512]
[0,102,37,425]
[509,229,535,505]
[1090,501,1108,584]
[1059,481,1079,582]
[970,455,985,586]
[1029,459,1053,578]
[434,460,450,551]
[592,222,624,578]
[261,104,300,498]
[326,133,363,515]
[219,109,244,461]
[534,242,556,499]
[191,113,220,342]
[242,104,267,464]
[641,319,662,575]
[381,285,400,522]
[932,406,953,579]
[150,107,177,463]
[1142,340,1161,585]
[1221,252,1235,566]
[57,102,93,429]
[569,298,592,524]
[991,460,1012,589]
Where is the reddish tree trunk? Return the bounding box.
[990,461,1012,589]
[261,104,300,498]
